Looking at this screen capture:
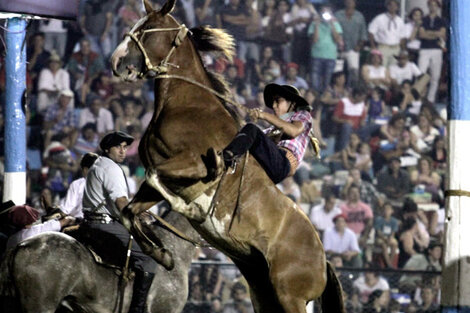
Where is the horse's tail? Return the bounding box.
[320,261,345,313]
[0,247,20,312]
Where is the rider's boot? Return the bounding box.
[128,270,155,313]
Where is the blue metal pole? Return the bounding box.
[3,17,27,205]
[442,0,470,312]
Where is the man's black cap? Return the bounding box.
[99,131,134,151]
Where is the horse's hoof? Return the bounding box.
[152,247,174,270]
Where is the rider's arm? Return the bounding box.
[259,111,304,138]
[115,196,129,212]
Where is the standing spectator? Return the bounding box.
[262,0,291,60]
[340,184,374,249]
[117,0,142,38]
[335,0,368,88]
[368,0,407,67]
[36,53,71,114]
[376,157,412,207]
[309,191,342,233]
[289,0,317,75]
[307,4,343,94]
[59,152,99,218]
[222,282,254,313]
[79,94,114,137]
[80,0,114,59]
[195,0,216,26]
[67,38,105,105]
[38,19,68,58]
[274,62,309,90]
[405,7,424,62]
[27,32,51,93]
[323,213,362,267]
[418,0,446,103]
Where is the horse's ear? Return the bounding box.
[143,0,154,14]
[159,0,176,16]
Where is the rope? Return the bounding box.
[445,189,470,198]
[228,152,249,232]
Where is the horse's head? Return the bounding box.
[111,0,189,81]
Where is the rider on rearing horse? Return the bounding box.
[216,83,313,184]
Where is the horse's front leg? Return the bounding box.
[121,181,174,270]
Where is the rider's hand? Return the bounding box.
[248,108,261,122]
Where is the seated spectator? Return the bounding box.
[340,184,374,248]
[353,262,390,304]
[79,94,114,137]
[374,202,399,268]
[409,156,443,208]
[42,89,79,148]
[399,240,442,294]
[73,122,100,157]
[355,142,373,180]
[323,213,362,268]
[90,71,114,101]
[58,152,99,218]
[114,98,142,132]
[401,198,431,248]
[342,168,383,209]
[309,191,341,233]
[397,217,428,268]
[277,176,301,203]
[222,282,254,313]
[361,49,391,91]
[6,204,75,250]
[363,289,390,313]
[274,62,309,90]
[389,50,426,94]
[390,80,422,117]
[36,52,71,113]
[410,113,440,155]
[427,135,446,174]
[366,87,387,125]
[43,132,78,198]
[376,157,412,208]
[416,286,439,313]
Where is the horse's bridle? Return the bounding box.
[124,23,189,78]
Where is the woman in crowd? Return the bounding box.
[397,217,428,268]
[361,49,391,91]
[405,7,424,63]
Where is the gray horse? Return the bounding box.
[0,210,197,313]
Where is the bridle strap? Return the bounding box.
[124,24,189,78]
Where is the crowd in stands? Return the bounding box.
[0,0,447,312]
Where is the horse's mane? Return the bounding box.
[189,26,242,126]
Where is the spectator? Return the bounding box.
[67,38,105,104]
[117,0,142,38]
[389,80,423,117]
[409,156,443,210]
[289,0,317,75]
[195,0,216,26]
[73,123,100,157]
[323,213,362,267]
[342,168,383,210]
[6,204,75,250]
[58,152,99,218]
[427,135,446,173]
[274,62,308,90]
[42,89,78,148]
[368,0,407,67]
[222,282,254,313]
[397,217,428,268]
[405,7,424,62]
[335,0,368,88]
[353,263,390,304]
[27,32,51,92]
[389,50,425,93]
[418,0,446,103]
[114,98,142,132]
[417,286,439,313]
[332,86,369,152]
[79,0,114,59]
[309,191,342,233]
[361,49,391,91]
[374,202,399,268]
[36,52,71,114]
[340,184,374,249]
[262,0,291,60]
[376,157,412,207]
[363,289,390,313]
[79,94,114,137]
[410,113,440,155]
[399,240,442,293]
[307,4,343,93]
[367,87,387,124]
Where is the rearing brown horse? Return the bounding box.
[111,0,344,312]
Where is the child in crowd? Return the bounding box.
[367,87,386,124]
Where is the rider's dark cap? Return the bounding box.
[100,131,134,151]
[264,83,311,112]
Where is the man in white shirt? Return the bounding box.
[368,0,407,67]
[79,94,114,137]
[323,213,362,267]
[309,192,342,233]
[389,50,430,97]
[59,152,99,218]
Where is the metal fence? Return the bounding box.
[182,261,441,313]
